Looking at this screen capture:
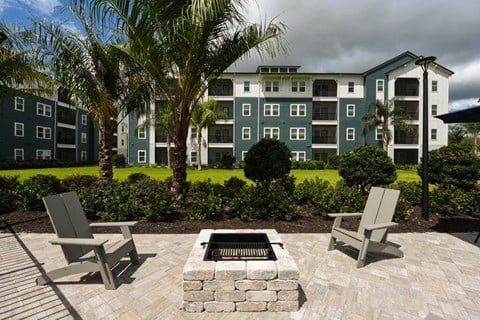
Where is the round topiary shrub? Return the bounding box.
[244,138,291,183]
[339,145,397,191]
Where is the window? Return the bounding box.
[36,149,52,160]
[290,104,306,116]
[244,81,250,92]
[190,151,197,163]
[37,103,52,117]
[291,151,306,161]
[191,127,197,140]
[138,126,146,139]
[431,104,438,116]
[14,149,24,160]
[242,104,251,116]
[264,104,280,116]
[14,122,24,137]
[81,151,87,161]
[348,81,355,93]
[431,128,437,140]
[81,114,88,125]
[432,80,438,92]
[121,139,124,146]
[376,79,384,92]
[264,127,279,139]
[265,80,279,92]
[15,97,24,111]
[346,128,355,141]
[376,127,383,141]
[291,81,306,92]
[242,151,248,161]
[290,128,306,140]
[81,132,87,143]
[138,150,147,163]
[346,104,355,117]
[36,126,51,139]
[242,127,251,140]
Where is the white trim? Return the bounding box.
[81,151,87,160]
[242,103,251,116]
[243,81,250,92]
[14,122,24,137]
[291,151,306,161]
[431,128,438,141]
[36,102,52,117]
[346,104,355,117]
[138,126,146,139]
[264,80,280,92]
[14,148,24,160]
[376,127,383,141]
[376,79,384,93]
[36,126,52,140]
[291,80,306,92]
[137,150,147,163]
[81,132,87,143]
[81,114,88,125]
[431,80,438,92]
[290,127,306,140]
[264,103,280,116]
[263,127,280,139]
[36,149,52,160]
[242,127,251,140]
[290,104,306,117]
[348,81,355,93]
[14,96,24,111]
[346,128,355,141]
[431,104,438,116]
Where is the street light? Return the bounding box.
[415,55,436,220]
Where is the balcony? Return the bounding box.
[57,107,76,125]
[209,125,233,143]
[312,135,337,144]
[312,126,337,144]
[313,101,337,120]
[215,101,234,119]
[395,101,419,120]
[155,126,168,143]
[395,78,419,97]
[312,149,337,163]
[313,80,337,97]
[57,127,76,145]
[394,125,418,144]
[208,79,233,96]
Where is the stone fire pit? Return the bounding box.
[182,229,300,313]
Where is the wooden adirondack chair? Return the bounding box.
[328,187,403,268]
[36,191,140,289]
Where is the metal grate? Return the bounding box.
[202,233,282,261]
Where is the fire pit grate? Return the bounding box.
[201,233,282,261]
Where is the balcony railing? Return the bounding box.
[394,133,418,144]
[57,111,76,125]
[313,88,337,97]
[312,135,337,144]
[312,111,337,121]
[208,135,233,143]
[395,88,419,96]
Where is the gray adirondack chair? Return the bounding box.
[328,187,403,268]
[36,191,140,289]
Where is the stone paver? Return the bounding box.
[0,232,479,319]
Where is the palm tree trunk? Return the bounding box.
[166,134,171,168]
[197,128,202,170]
[171,110,189,198]
[99,118,114,180]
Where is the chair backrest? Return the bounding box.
[43,191,93,263]
[358,187,400,242]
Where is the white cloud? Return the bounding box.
[20,0,61,16]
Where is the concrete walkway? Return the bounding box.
[0,231,479,320]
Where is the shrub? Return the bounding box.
[294,178,336,216]
[393,197,414,222]
[419,145,480,190]
[62,174,99,191]
[430,187,480,216]
[131,178,178,221]
[326,154,340,169]
[331,180,366,213]
[0,160,97,170]
[112,154,127,168]
[98,181,141,221]
[222,177,246,201]
[0,176,20,213]
[127,172,149,183]
[16,174,64,211]
[339,145,397,191]
[291,160,325,170]
[189,180,224,220]
[391,181,422,206]
[77,181,116,220]
[244,138,291,183]
[221,154,235,169]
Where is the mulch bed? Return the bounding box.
[1,207,479,234]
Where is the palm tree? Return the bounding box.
[84,0,286,197]
[190,100,227,170]
[35,4,152,180]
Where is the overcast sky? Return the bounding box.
[1,0,479,110]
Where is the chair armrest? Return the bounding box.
[363,222,398,231]
[49,238,107,247]
[89,221,138,228]
[328,213,362,218]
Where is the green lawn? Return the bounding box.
[0,166,419,184]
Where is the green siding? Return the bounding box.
[128,113,150,164]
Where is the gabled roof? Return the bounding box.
[436,105,480,123]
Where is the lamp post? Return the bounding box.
[415,55,436,220]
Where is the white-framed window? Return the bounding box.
[242,103,251,116]
[346,104,355,117]
[291,81,306,92]
[290,127,306,140]
[290,104,306,117]
[15,97,24,111]
[431,128,438,140]
[241,151,248,161]
[190,151,197,163]
[81,151,87,161]
[264,80,279,92]
[432,80,438,92]
[36,149,52,160]
[81,114,88,125]
[264,104,280,116]
[376,127,383,141]
[376,79,384,93]
[138,150,147,163]
[190,127,197,140]
[36,126,51,139]
[242,127,251,140]
[81,132,87,143]
[36,102,52,117]
[264,127,279,139]
[244,81,250,92]
[346,128,355,141]
[348,81,355,93]
[291,151,306,161]
[138,126,146,139]
[14,148,24,160]
[14,122,24,137]
[431,104,438,116]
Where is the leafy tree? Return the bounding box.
[463,123,480,155]
[448,124,466,145]
[83,0,286,197]
[339,145,397,192]
[244,138,291,183]
[191,100,227,170]
[35,4,153,180]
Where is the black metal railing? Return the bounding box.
[312,135,337,144]
[313,88,337,97]
[312,111,337,120]
[208,135,233,143]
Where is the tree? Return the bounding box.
[463,123,480,155]
[84,0,286,197]
[35,4,152,180]
[362,99,409,151]
[448,124,466,145]
[244,139,291,184]
[190,100,227,170]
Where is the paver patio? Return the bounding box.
[0,231,479,320]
